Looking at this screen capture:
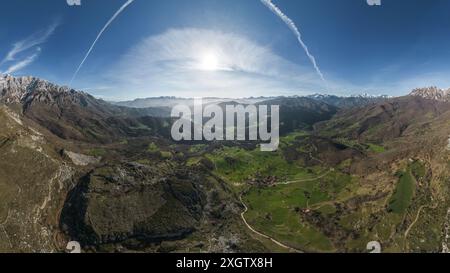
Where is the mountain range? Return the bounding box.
[112,93,388,109]
[0,74,449,253]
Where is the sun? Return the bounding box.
[199,51,219,71]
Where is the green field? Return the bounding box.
[201,135,364,252]
[200,132,432,252]
[87,148,106,157]
[388,169,416,214]
[243,183,333,251]
[242,169,354,252]
[205,146,320,183]
[367,143,386,153]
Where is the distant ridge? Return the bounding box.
[114,94,389,109]
[113,97,273,108]
[410,87,450,102]
[306,93,389,108]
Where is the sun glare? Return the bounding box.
[199,52,220,71]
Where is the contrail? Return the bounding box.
[69,0,135,86]
[260,0,326,84]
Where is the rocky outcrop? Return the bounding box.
[410,87,450,102]
[64,151,101,166]
[0,74,82,104]
[60,162,206,247]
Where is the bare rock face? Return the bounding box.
[410,87,450,102]
[0,74,74,104]
[64,151,101,166]
[0,75,38,103]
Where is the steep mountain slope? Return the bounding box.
[410,87,450,102]
[0,105,74,252]
[317,96,450,143]
[0,75,170,143]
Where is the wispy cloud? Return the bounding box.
[103,28,327,99]
[0,21,59,75]
[261,0,326,85]
[0,22,58,64]
[70,0,135,86]
[3,48,41,74]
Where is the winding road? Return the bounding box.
[275,168,334,185]
[239,194,302,253]
[404,205,427,238]
[238,168,334,253]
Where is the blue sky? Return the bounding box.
[2,0,450,100]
